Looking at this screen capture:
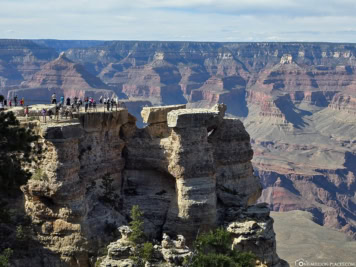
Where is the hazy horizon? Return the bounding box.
[1,0,356,43]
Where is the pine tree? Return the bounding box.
[129,205,145,244]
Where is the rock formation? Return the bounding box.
[2,39,356,241]
[20,104,285,266]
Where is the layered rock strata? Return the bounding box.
[21,105,285,266]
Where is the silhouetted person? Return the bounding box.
[66,97,71,106]
[55,105,60,121]
[84,100,89,112]
[51,93,57,104]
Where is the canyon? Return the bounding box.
[1,40,356,247]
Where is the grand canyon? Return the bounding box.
[1,39,356,265]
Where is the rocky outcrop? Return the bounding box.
[100,227,192,267]
[329,92,356,115]
[20,104,284,266]
[226,203,280,266]
[100,204,283,267]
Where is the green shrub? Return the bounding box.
[15,225,32,242]
[95,258,102,267]
[99,173,119,206]
[194,227,232,255]
[142,242,154,262]
[31,168,48,181]
[0,248,12,267]
[190,228,256,267]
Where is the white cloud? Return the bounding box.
[0,0,356,42]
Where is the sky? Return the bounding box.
[1,0,356,42]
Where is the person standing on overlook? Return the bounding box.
[24,106,29,120]
[14,95,18,106]
[41,108,46,122]
[60,96,64,106]
[106,100,110,111]
[55,105,60,121]
[51,93,57,104]
[66,97,71,106]
[84,99,89,112]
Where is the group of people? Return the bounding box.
[0,95,25,108]
[37,93,121,123]
[51,93,119,112]
[40,105,73,123]
[0,93,121,123]
[99,95,120,111]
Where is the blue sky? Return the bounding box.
[1,0,356,42]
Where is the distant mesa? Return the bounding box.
[7,52,115,102]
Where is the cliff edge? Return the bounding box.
[20,105,286,266]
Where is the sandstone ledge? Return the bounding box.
[141,104,186,124]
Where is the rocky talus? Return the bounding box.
[20,104,286,266]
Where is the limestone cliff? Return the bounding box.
[20,105,285,266]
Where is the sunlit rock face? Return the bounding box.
[21,105,284,266]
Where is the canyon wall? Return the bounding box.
[20,105,284,266]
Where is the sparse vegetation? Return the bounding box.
[100,173,114,199]
[15,225,32,243]
[31,168,49,182]
[142,242,154,262]
[98,173,120,207]
[0,248,12,267]
[188,227,256,267]
[95,246,108,267]
[0,111,41,192]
